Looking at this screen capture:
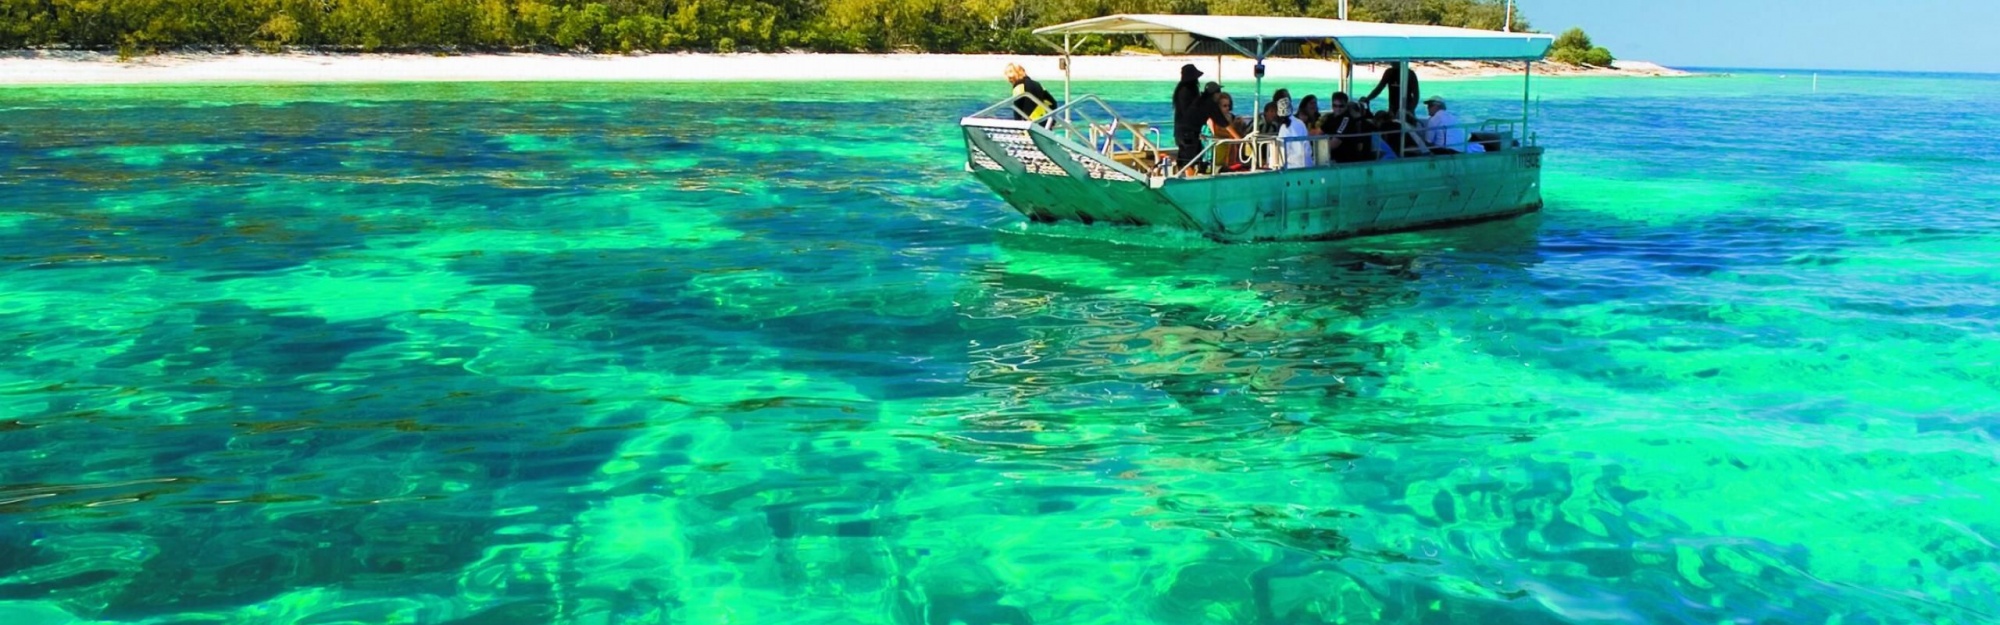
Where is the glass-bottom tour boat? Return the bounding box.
[960,14,1555,242]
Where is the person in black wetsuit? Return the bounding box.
[1172,64,1236,174]
[1317,92,1347,135]
[1360,62,1421,117]
[1320,92,1375,163]
[1003,63,1059,123]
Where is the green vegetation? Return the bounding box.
[1548,26,1614,67]
[0,0,1607,59]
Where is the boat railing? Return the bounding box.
[968,95,1530,180]
[966,95,1030,121]
[1478,118,1531,147]
[965,94,1168,177]
[1177,134,1281,177]
[1171,118,1527,178]
[1049,96,1168,174]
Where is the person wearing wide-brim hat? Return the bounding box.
[1172,63,1237,174]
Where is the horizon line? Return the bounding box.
[1661,63,1999,76]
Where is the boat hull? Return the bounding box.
[963,120,1542,242]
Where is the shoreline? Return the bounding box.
[0,51,1690,87]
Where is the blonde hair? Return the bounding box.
[1003,63,1027,82]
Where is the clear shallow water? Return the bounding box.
[0,73,1998,625]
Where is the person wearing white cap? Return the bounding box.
[1421,96,1481,154]
[1263,100,1314,169]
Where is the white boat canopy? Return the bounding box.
[1032,14,1553,62]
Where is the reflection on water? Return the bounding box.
[1,77,1998,624]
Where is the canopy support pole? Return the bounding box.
[1330,39,1352,96]
[1397,57,1409,156]
[1253,37,1265,137]
[1522,60,1532,143]
[1062,34,1073,125]
[1341,56,1352,95]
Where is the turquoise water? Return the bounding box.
[1,73,1998,624]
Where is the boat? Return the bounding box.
[959,14,1555,243]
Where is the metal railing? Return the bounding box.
[1172,117,1528,178]
[964,95,1529,181]
[966,95,1040,121]
[1178,134,1279,177]
[1048,96,1167,176]
[966,94,1169,177]
[1478,118,1533,148]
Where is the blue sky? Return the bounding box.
[1525,0,2000,73]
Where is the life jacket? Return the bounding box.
[1012,83,1050,120]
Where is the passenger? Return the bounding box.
[1384,107,1437,157]
[1261,89,1294,135]
[1204,84,1239,132]
[1171,64,1235,173]
[1171,64,1207,168]
[1421,96,1482,154]
[1424,96,1488,154]
[1296,95,1321,131]
[1370,110,1406,160]
[1211,87,1249,172]
[1296,94,1329,163]
[1265,100,1313,169]
[1325,94,1375,163]
[1226,92,1253,137]
[1002,63,1059,123]
[1210,85,1244,134]
[1360,61,1421,117]
[1318,92,1351,135]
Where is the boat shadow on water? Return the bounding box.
[961,211,1549,410]
[915,211,1655,625]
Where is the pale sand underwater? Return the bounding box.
[0,50,1687,86]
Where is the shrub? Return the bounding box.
[605,14,668,52]
[470,0,514,49]
[552,3,609,51]
[1582,46,1613,67]
[1553,27,1591,53]
[1548,26,1615,67]
[253,14,300,52]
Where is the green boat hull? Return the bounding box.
[963,120,1543,243]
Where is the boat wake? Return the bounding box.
[987,219,1226,249]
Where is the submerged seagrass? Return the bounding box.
[0,73,1997,624]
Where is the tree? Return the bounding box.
[1582,46,1613,67]
[1549,26,1613,67]
[0,0,1603,57]
[1552,27,1590,52]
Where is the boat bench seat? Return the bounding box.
[1108,150,1162,171]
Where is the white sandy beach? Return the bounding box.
[0,50,1686,86]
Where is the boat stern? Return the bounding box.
[959,117,1201,229]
